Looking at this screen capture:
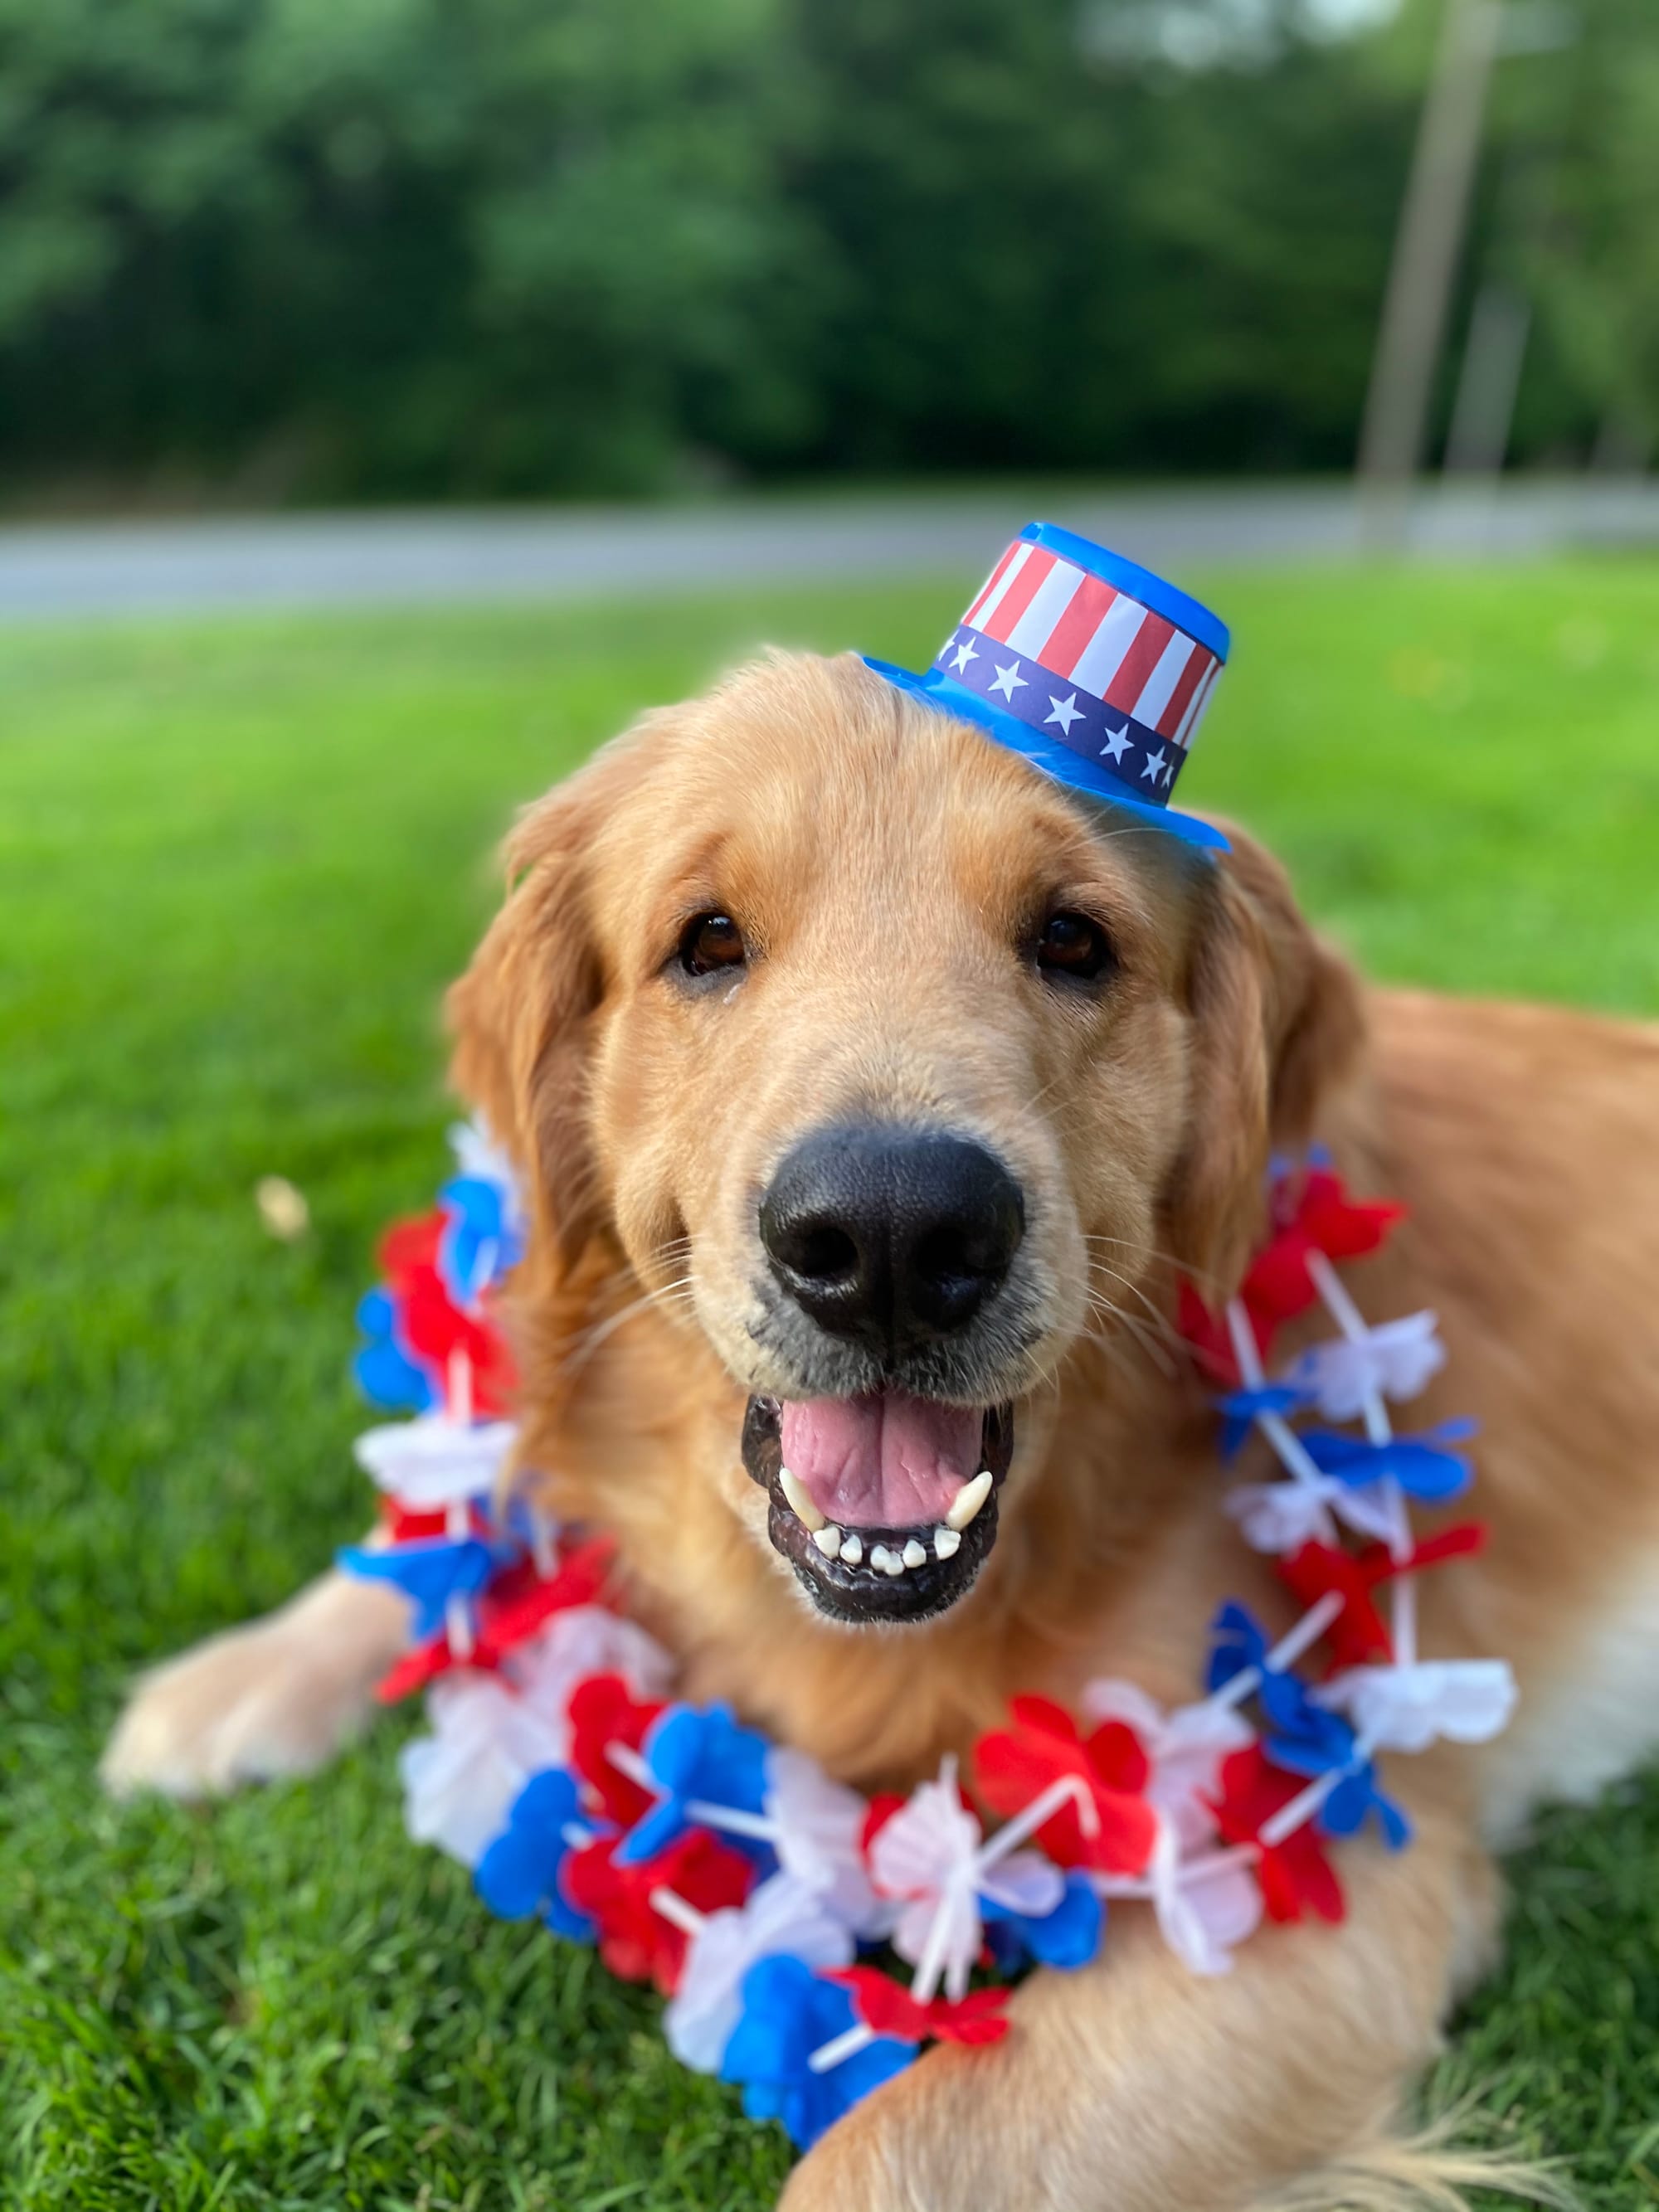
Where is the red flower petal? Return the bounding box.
[1209,1748,1344,1927]
[381,1212,445,1280]
[1243,1172,1406,1336]
[568,1673,667,1827]
[382,1501,455,1544]
[1179,1169,1405,1378]
[473,1535,616,1663]
[1300,1170,1406,1265]
[1085,1716,1151,1795]
[1366,1522,1488,1580]
[974,1697,1155,1876]
[859,1793,907,1857]
[828,1967,1012,2049]
[1277,1544,1393,1670]
[1177,1280,1249,1384]
[565,1830,753,1992]
[393,1261,517,1416]
[375,1636,450,1704]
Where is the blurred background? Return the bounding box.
[0,0,1653,519]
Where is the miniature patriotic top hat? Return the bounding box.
[865,521,1230,852]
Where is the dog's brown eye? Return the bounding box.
[679,912,747,977]
[1037,911,1112,983]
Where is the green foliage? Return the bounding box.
[1508,0,1659,457]
[2,566,1659,2202]
[0,0,820,496]
[0,0,1652,498]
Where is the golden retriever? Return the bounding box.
[105,648,1659,2210]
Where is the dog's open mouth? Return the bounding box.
[742,1392,1014,1624]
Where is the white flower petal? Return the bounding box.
[399,1673,566,1867]
[766,1747,894,1938]
[664,1874,854,2073]
[867,1772,983,1903]
[890,1884,984,2002]
[869,1772,986,2001]
[976,1849,1065,1921]
[1315,1659,1516,1753]
[1222,1480,1341,1553]
[1157,1859,1262,1976]
[1282,1312,1445,1422]
[353,1414,518,1510]
[1327,1484,1413,1547]
[507,1603,674,1719]
[1112,1816,1263,1977]
[1078,1678,1165,1738]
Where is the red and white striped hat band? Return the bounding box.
[958,537,1222,754]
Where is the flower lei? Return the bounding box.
[340,1126,1517,2152]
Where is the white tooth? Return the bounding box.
[902,1538,927,1569]
[812,1524,843,1558]
[933,1526,961,1560]
[871,1544,904,1578]
[780,1467,826,1533]
[839,1534,864,1566]
[945,1470,993,1532]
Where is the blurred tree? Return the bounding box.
[0,0,1650,500]
[787,0,1414,474]
[0,0,819,495]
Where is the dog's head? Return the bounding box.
[450,650,1360,1627]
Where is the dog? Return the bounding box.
[105,648,1659,2210]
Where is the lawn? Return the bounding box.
[2,561,1658,2212]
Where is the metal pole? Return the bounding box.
[1357,0,1505,541]
[1443,280,1530,476]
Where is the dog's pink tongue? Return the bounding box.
[780,1394,982,1529]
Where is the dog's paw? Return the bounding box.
[100,1574,407,1800]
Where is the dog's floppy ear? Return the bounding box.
[1165,826,1365,1296]
[446,745,628,1275]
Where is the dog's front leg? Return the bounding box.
[101,1564,408,1801]
[783,1798,1499,2212]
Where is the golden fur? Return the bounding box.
[105,649,1659,2210]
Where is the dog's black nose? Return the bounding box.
[759,1125,1024,1356]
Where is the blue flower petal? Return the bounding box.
[1204,1601,1268,1695]
[1299,1426,1474,1504]
[720,1957,912,2151]
[476,1769,599,1941]
[1265,1704,1358,1779]
[353,1286,439,1410]
[1216,1383,1308,1461]
[1208,1602,1336,1744]
[615,1704,772,1867]
[353,1335,437,1412]
[980,1872,1103,1971]
[437,1175,525,1305]
[336,1535,504,1641]
[1316,1767,1413,1852]
[476,1819,552,1918]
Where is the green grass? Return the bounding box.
[2,562,1658,2211]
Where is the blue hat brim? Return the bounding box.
[864,659,1228,854]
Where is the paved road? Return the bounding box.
[0,479,1654,622]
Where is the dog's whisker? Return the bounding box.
[1079,1256,1183,1352]
[1078,1276,1182,1379]
[562,1273,698,1369]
